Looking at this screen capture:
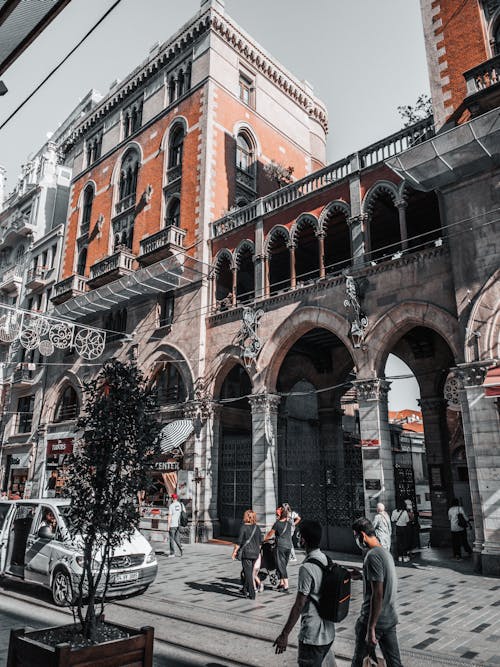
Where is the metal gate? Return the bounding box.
[218,430,252,536]
[394,451,417,509]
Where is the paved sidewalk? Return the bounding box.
[146,540,499,666]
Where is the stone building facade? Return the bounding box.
[0,0,498,573]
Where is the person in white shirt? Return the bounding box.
[448,498,472,560]
[390,503,412,563]
[373,503,392,550]
[167,493,184,558]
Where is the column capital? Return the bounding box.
[395,198,408,209]
[248,392,281,413]
[347,213,368,227]
[354,378,391,401]
[453,361,494,388]
[184,399,222,421]
[417,396,446,411]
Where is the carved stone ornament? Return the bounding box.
[454,361,492,388]
[443,372,461,410]
[248,393,281,413]
[343,274,368,348]
[237,306,264,369]
[354,379,391,402]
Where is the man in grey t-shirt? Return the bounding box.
[351,517,402,667]
[274,520,336,666]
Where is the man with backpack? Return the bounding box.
[351,517,402,667]
[273,520,338,666]
[167,492,185,557]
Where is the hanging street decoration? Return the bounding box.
[237,306,264,369]
[0,304,106,360]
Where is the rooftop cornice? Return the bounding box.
[65,4,328,150]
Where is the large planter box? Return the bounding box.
[7,622,154,667]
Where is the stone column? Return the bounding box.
[264,256,270,297]
[354,379,395,517]
[249,393,281,530]
[185,401,222,541]
[348,215,367,268]
[317,232,326,279]
[456,362,500,576]
[231,267,237,307]
[288,243,296,289]
[254,217,265,298]
[396,199,408,250]
[418,395,454,546]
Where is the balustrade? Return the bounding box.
[115,193,136,215]
[90,249,135,280]
[359,117,435,168]
[52,274,88,302]
[464,54,500,95]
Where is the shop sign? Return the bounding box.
[177,469,194,499]
[365,478,382,490]
[47,438,74,456]
[10,452,31,468]
[154,461,179,471]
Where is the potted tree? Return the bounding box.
[7,359,162,667]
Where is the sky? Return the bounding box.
[0,0,430,192]
[0,0,428,411]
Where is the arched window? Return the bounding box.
[81,185,94,234]
[165,197,181,227]
[215,253,233,307]
[153,363,187,405]
[168,77,176,104]
[77,247,87,276]
[268,231,290,295]
[117,148,140,211]
[236,133,253,174]
[294,219,319,282]
[323,207,351,275]
[367,190,400,261]
[168,126,184,170]
[177,70,185,97]
[55,386,79,422]
[235,245,255,302]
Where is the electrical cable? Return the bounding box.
[0,0,124,133]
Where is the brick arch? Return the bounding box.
[318,199,351,232]
[256,306,357,393]
[77,179,97,209]
[366,302,461,377]
[264,225,290,257]
[234,240,255,267]
[290,213,319,245]
[361,179,399,217]
[213,248,235,272]
[465,268,500,362]
[160,116,188,165]
[109,141,144,189]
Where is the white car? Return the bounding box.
[0,499,157,606]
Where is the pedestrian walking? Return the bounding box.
[448,498,472,560]
[265,504,293,592]
[167,493,184,558]
[282,502,301,561]
[372,503,392,550]
[391,501,412,563]
[273,520,336,667]
[232,509,262,599]
[351,517,402,667]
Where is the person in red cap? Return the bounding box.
[168,492,185,557]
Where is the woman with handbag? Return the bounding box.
[232,509,262,599]
[264,504,293,592]
[390,502,411,563]
[448,498,472,560]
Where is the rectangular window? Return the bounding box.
[239,73,254,108]
[17,395,35,433]
[158,291,175,327]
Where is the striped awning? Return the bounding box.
[484,366,500,398]
[159,419,194,454]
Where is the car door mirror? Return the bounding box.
[38,525,53,540]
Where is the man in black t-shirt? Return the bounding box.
[351,517,402,667]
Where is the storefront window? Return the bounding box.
[46,438,74,497]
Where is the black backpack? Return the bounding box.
[307,556,351,622]
[179,503,188,527]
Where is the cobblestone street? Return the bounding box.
[1,542,499,666]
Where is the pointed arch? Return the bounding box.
[318,200,351,233]
[290,213,319,245]
[264,225,290,256]
[234,239,255,266]
[362,180,399,217]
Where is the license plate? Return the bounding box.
[114,571,139,583]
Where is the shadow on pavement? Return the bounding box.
[185,580,242,597]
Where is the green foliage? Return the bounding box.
[397,94,433,127]
[264,160,295,188]
[64,359,161,640]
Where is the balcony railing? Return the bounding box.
[88,248,135,288]
[0,265,23,293]
[464,54,500,96]
[166,164,182,183]
[12,366,35,385]
[138,225,187,266]
[359,116,435,168]
[51,274,88,304]
[236,166,256,191]
[115,194,136,216]
[26,266,51,290]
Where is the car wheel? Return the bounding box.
[52,569,74,607]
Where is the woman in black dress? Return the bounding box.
[264,505,293,592]
[232,509,262,599]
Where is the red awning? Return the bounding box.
[484,366,500,397]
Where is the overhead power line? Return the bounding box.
[0,0,124,133]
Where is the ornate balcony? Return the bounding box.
[463,54,500,116]
[10,215,36,237]
[166,164,182,183]
[51,274,88,304]
[87,247,135,288]
[115,194,136,216]
[138,225,187,266]
[26,266,51,291]
[0,265,23,293]
[12,365,36,387]
[236,166,256,191]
